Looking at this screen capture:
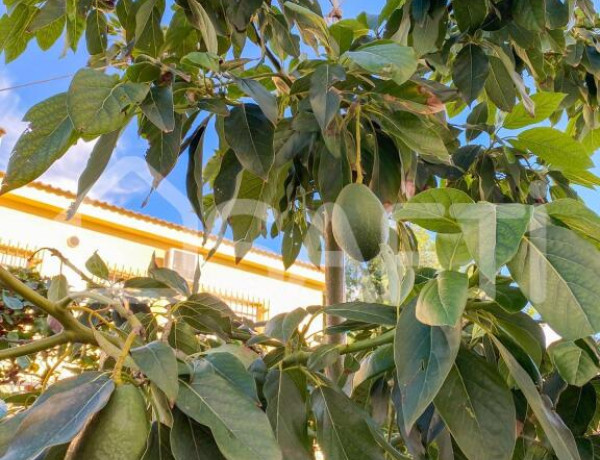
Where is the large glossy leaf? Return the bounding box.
[549,341,599,387]
[176,372,282,460]
[170,407,224,460]
[394,301,461,431]
[141,85,175,132]
[435,233,472,270]
[224,103,275,180]
[1,376,114,460]
[235,78,278,125]
[67,129,120,218]
[556,384,597,436]
[345,41,417,85]
[185,0,217,53]
[541,199,600,248]
[485,56,516,112]
[0,93,77,194]
[453,0,486,31]
[311,385,386,460]
[193,352,258,402]
[452,203,532,280]
[264,369,312,460]
[493,338,581,460]
[379,111,450,162]
[309,64,345,131]
[131,341,178,402]
[416,270,468,327]
[353,344,395,390]
[394,188,474,233]
[264,308,308,343]
[68,68,149,135]
[508,225,600,340]
[142,113,184,189]
[503,92,566,129]
[325,302,397,325]
[142,422,174,460]
[85,9,107,55]
[452,44,489,104]
[511,127,593,173]
[434,349,516,460]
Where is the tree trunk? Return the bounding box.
[324,210,346,381]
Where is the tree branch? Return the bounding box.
[282,328,395,367]
[0,333,71,361]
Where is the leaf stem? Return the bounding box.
[112,330,138,385]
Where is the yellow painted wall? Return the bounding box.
[0,179,325,319]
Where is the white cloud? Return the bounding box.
[0,71,152,206]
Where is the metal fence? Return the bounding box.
[0,239,43,270]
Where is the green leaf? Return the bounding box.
[513,0,546,31]
[194,352,258,402]
[283,2,331,53]
[325,302,397,325]
[68,68,149,136]
[452,203,532,280]
[379,111,450,162]
[508,225,600,340]
[176,372,282,460]
[185,0,217,53]
[394,188,474,233]
[0,376,114,460]
[142,422,174,460]
[307,344,341,371]
[86,251,109,279]
[453,44,489,104]
[549,341,599,386]
[556,384,597,436]
[47,274,68,302]
[309,64,346,131]
[0,93,77,195]
[541,199,600,248]
[131,341,178,402]
[264,369,312,460]
[435,233,472,270]
[345,41,417,85]
[228,170,279,260]
[511,127,593,173]
[453,0,487,31]
[434,350,516,460]
[353,344,395,390]
[2,292,23,310]
[171,407,224,460]
[503,92,566,129]
[234,78,278,125]
[416,271,468,327]
[311,385,386,459]
[493,338,581,460]
[28,0,65,31]
[149,266,190,296]
[141,85,176,133]
[142,113,184,189]
[485,56,516,112]
[395,301,461,430]
[224,103,275,180]
[67,129,120,219]
[168,320,200,355]
[85,9,107,55]
[282,221,303,269]
[226,0,262,32]
[185,123,207,227]
[265,307,308,343]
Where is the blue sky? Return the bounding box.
[0,0,599,256]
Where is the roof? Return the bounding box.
[0,172,324,279]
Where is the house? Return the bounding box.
[0,173,325,322]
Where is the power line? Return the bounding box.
[0,74,75,93]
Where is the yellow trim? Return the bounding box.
[0,192,325,291]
